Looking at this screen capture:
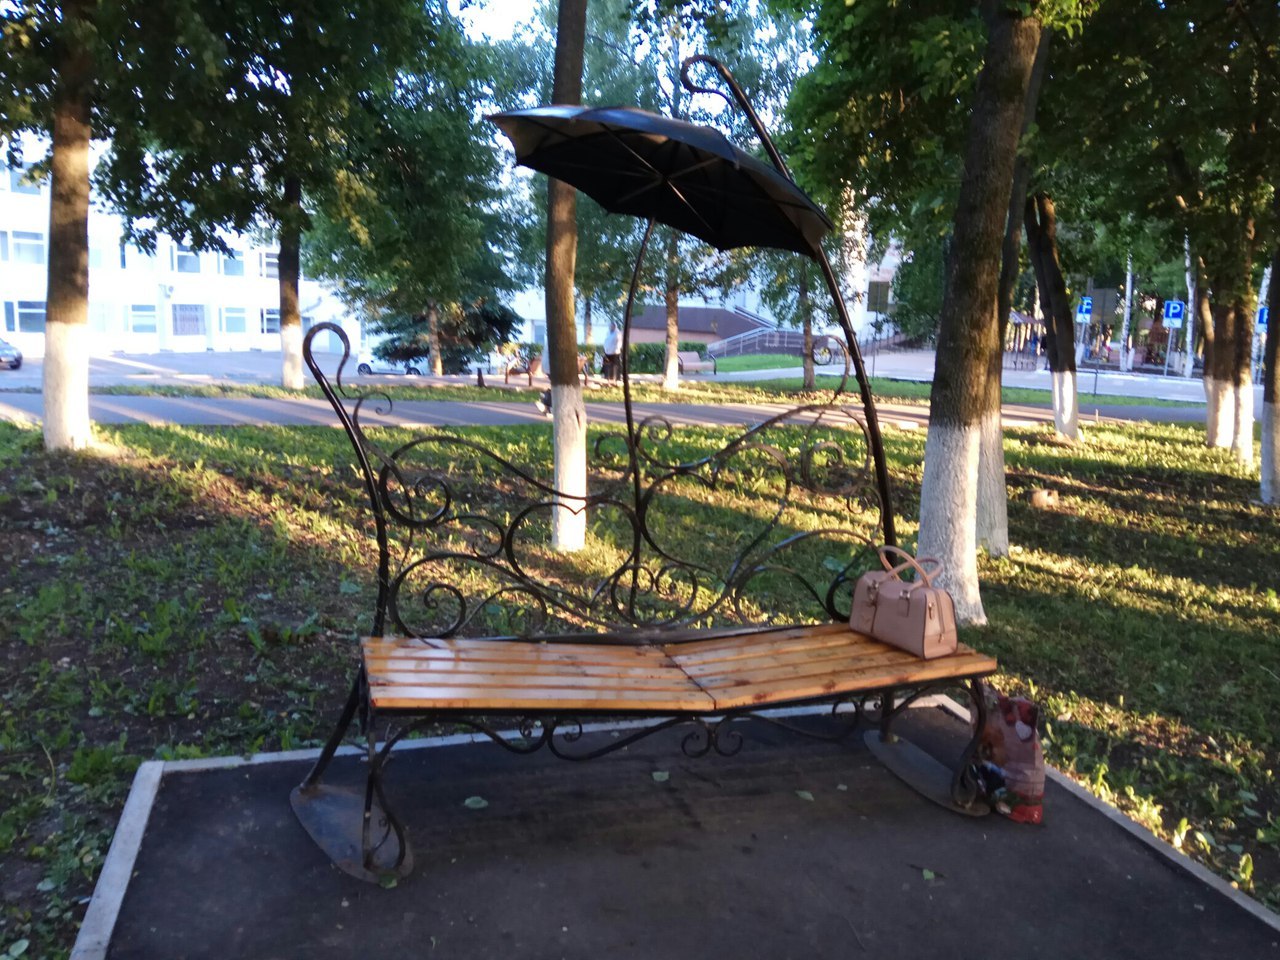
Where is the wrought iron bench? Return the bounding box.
[290,57,998,883]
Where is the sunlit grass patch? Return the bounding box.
[0,411,1277,955]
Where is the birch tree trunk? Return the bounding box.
[918,7,1042,626]
[545,0,589,551]
[277,175,305,391]
[1263,247,1279,504]
[583,299,592,347]
[42,0,94,451]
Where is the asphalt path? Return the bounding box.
[0,390,1203,431]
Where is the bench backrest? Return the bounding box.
[305,323,896,642]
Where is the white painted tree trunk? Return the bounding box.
[974,410,1008,558]
[551,383,587,551]
[663,283,680,392]
[1052,369,1079,439]
[918,423,986,625]
[1206,379,1234,448]
[1263,400,1278,504]
[1232,375,1254,464]
[280,322,304,391]
[43,322,92,450]
[1120,255,1134,372]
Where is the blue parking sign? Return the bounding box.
[1163,300,1186,329]
[1260,306,1269,329]
[1076,296,1093,320]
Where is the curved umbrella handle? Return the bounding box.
[679,55,793,182]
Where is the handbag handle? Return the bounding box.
[876,545,943,587]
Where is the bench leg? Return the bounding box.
[290,671,415,882]
[298,670,364,791]
[863,680,990,818]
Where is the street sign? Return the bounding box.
[1163,299,1186,329]
[1076,296,1093,321]
[1259,306,1269,329]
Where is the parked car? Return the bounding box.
[0,338,22,370]
[355,353,422,376]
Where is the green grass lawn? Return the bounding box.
[0,416,1274,955]
[5,373,1200,412]
[713,352,804,372]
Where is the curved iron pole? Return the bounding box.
[679,55,897,546]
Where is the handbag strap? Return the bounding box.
[876,545,943,587]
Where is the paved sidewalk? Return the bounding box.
[93,707,1279,959]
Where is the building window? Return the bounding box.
[866,281,891,315]
[172,243,201,274]
[8,165,41,195]
[261,252,279,279]
[16,301,46,333]
[221,250,245,277]
[3,303,13,332]
[13,231,46,265]
[221,306,247,333]
[260,308,280,334]
[171,303,206,336]
[0,231,8,261]
[129,304,157,333]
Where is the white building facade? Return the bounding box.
[0,151,357,358]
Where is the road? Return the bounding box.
[0,346,1218,431]
[0,390,1203,431]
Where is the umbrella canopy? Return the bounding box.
[490,105,833,259]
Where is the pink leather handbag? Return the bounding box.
[850,546,958,659]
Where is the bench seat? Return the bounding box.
[364,622,997,715]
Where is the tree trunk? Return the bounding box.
[42,0,94,451]
[1207,298,1238,448]
[663,243,680,391]
[918,7,1042,626]
[1025,192,1078,438]
[978,28,1049,559]
[583,299,592,347]
[1231,291,1257,464]
[800,268,815,391]
[1119,255,1134,372]
[278,175,305,391]
[1263,246,1279,504]
[545,0,589,551]
[427,302,443,376]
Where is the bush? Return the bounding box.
[626,342,666,373]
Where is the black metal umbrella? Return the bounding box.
[489,105,833,259]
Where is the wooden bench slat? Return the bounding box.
[668,633,888,672]
[685,648,936,687]
[369,670,703,692]
[365,657,689,681]
[361,625,997,716]
[703,651,999,711]
[363,639,673,668]
[660,622,850,657]
[370,684,716,713]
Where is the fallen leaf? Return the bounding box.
[463,795,489,810]
[795,790,814,802]
[651,771,670,783]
